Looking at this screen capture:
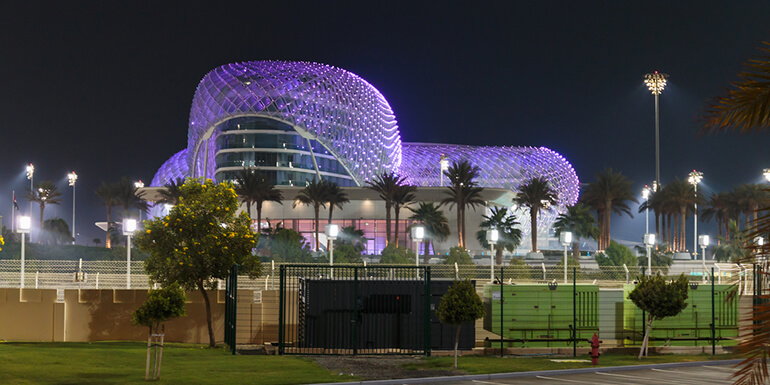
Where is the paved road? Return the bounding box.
[434,364,738,385]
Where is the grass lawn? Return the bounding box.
[406,352,737,374]
[0,342,355,384]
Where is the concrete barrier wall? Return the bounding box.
[0,288,285,344]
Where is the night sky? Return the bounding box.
[1,1,769,246]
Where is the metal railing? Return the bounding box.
[0,259,750,291]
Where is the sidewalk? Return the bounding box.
[312,358,742,385]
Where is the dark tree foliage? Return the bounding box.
[379,244,414,264]
[437,279,485,369]
[627,273,689,359]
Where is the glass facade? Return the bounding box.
[214,116,355,186]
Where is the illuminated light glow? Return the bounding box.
[183,61,401,185]
[399,143,580,236]
[644,71,668,95]
[687,170,703,185]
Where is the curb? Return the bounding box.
[312,359,742,385]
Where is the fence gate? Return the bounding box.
[279,264,431,355]
[224,263,239,354]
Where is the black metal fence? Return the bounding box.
[279,264,439,355]
[224,263,239,355]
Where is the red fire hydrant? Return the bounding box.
[589,333,601,365]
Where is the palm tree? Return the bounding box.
[235,168,283,230]
[324,181,349,224]
[475,207,522,266]
[409,202,450,263]
[514,177,558,252]
[293,180,328,251]
[366,172,410,245]
[95,181,119,248]
[581,168,637,250]
[662,178,700,252]
[702,43,770,384]
[115,177,148,221]
[392,184,417,247]
[157,177,185,206]
[553,203,600,260]
[27,181,62,244]
[699,192,731,243]
[338,226,366,252]
[440,160,485,248]
[734,183,769,230]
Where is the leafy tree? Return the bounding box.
[581,168,636,250]
[92,238,101,246]
[131,282,186,381]
[475,207,522,266]
[95,181,120,248]
[26,181,62,244]
[135,178,260,348]
[367,172,410,246]
[293,180,328,251]
[627,273,689,359]
[595,240,637,279]
[40,218,72,245]
[257,222,314,263]
[235,168,283,230]
[553,203,599,261]
[514,177,557,252]
[338,226,365,252]
[442,246,473,265]
[437,279,485,369]
[319,243,362,264]
[409,202,450,263]
[379,244,414,264]
[441,160,485,248]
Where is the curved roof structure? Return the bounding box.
[187,61,401,185]
[399,143,580,234]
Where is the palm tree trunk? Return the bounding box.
[457,206,463,248]
[680,208,686,252]
[530,207,538,252]
[596,210,604,249]
[424,242,430,264]
[462,208,467,250]
[496,245,503,266]
[38,203,45,244]
[394,206,401,247]
[314,205,320,251]
[106,206,112,249]
[655,211,660,238]
[385,203,392,246]
[255,202,261,232]
[605,198,612,250]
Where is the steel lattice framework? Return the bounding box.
[185,61,401,185]
[399,143,579,234]
[150,61,581,235]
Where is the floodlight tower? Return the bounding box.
[642,185,651,235]
[644,71,668,190]
[560,232,572,284]
[26,164,34,219]
[68,172,77,244]
[688,170,703,257]
[124,219,137,289]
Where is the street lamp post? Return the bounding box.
[123,219,137,289]
[560,232,572,284]
[486,229,499,281]
[644,233,656,276]
[134,180,144,222]
[17,216,31,288]
[642,185,651,235]
[439,154,449,186]
[411,225,425,266]
[688,170,703,258]
[644,71,668,190]
[325,224,338,278]
[68,172,77,244]
[699,235,709,283]
[26,164,34,233]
